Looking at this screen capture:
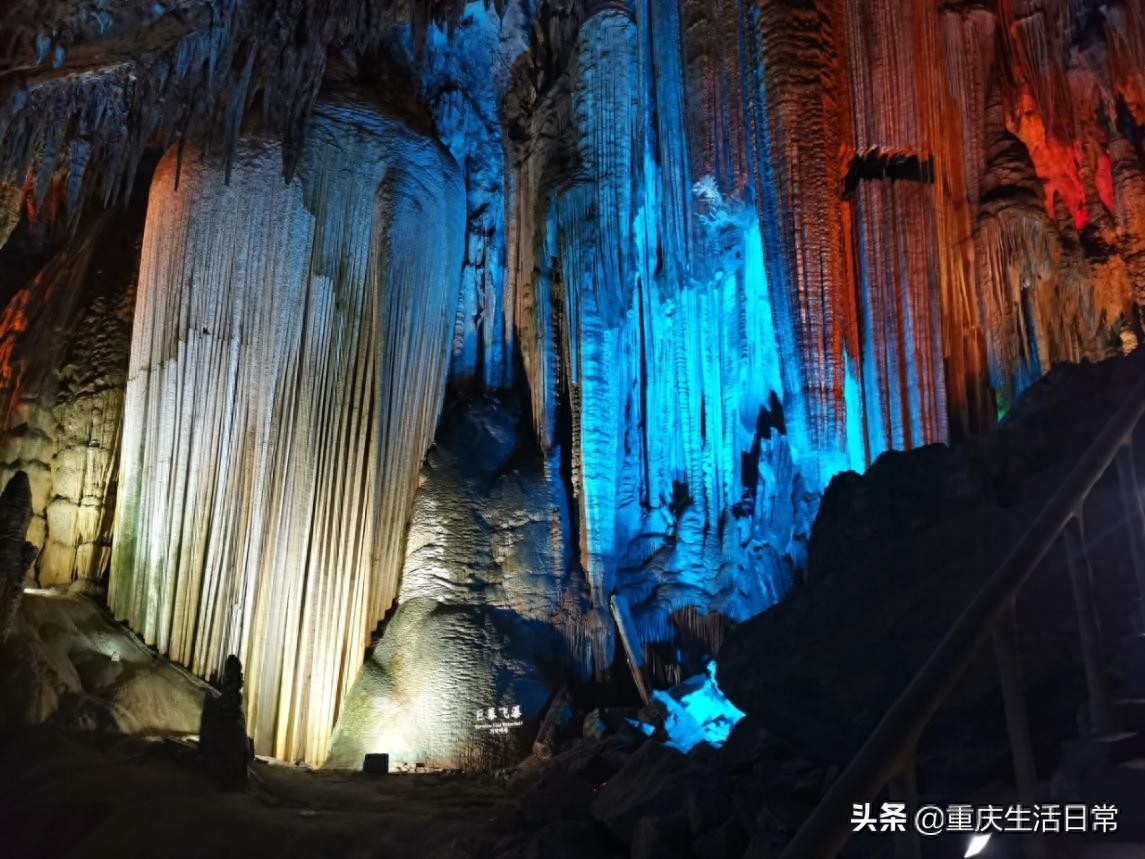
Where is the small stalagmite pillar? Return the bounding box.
[199,654,250,790]
[0,470,35,643]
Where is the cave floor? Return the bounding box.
[4,726,1142,858]
[0,727,521,858]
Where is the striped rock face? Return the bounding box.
[107,97,465,765]
[2,0,1145,772]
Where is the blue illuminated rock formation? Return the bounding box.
[503,3,866,677]
[653,661,746,753]
[0,0,1143,767]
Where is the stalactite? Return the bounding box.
[742,0,859,474]
[841,0,948,455]
[108,97,464,765]
[850,178,946,454]
[1105,2,1145,126]
[1110,134,1145,306]
[0,0,474,228]
[553,8,640,622]
[421,2,532,389]
[973,84,1117,404]
[936,5,998,438]
[994,0,1131,235]
[680,0,751,202]
[998,0,1075,141]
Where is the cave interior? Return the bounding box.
[1,0,1145,857]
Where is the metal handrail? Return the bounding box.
[782,364,1145,858]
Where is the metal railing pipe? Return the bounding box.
[781,375,1145,858]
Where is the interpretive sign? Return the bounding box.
[474,705,523,735]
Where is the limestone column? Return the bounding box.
[109,95,465,765]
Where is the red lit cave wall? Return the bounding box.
[743,0,1145,444]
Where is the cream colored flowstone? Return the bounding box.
[109,98,465,765]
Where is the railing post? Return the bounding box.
[1063,516,1119,735]
[1115,443,1145,631]
[887,754,920,859]
[992,607,1049,859]
[779,374,1145,859]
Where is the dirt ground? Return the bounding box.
[0,727,523,858]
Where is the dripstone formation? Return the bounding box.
[0,0,1140,768]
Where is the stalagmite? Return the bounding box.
[0,470,35,643]
[973,84,1114,405]
[108,95,464,764]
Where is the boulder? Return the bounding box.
[719,353,1145,784]
[591,741,729,844]
[513,765,595,825]
[326,597,556,771]
[519,735,638,789]
[0,590,209,735]
[630,815,691,859]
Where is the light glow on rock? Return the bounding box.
[965,833,991,857]
[654,661,746,753]
[108,99,465,765]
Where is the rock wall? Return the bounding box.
[107,96,465,764]
[328,395,588,769]
[718,350,1145,778]
[0,0,1143,766]
[0,201,140,586]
